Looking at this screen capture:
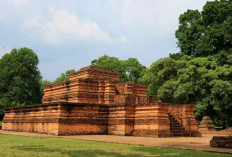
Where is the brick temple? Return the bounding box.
[2,66,200,137]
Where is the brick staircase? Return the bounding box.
[168,114,189,137]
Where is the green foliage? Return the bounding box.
[143,55,232,127]
[0,106,3,120]
[91,55,146,83]
[0,48,42,109]
[41,80,52,87]
[157,80,178,102]
[209,80,232,128]
[53,69,75,84]
[124,58,147,83]
[176,0,232,57]
[169,52,184,60]
[160,0,232,127]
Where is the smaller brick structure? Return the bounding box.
[210,136,232,149]
[198,116,215,134]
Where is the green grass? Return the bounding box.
[0,121,2,126]
[0,134,230,157]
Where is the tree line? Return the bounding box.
[0,0,232,128]
[0,48,42,120]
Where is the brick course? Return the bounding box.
[210,136,232,148]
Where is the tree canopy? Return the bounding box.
[144,0,232,128]
[176,0,232,57]
[53,69,75,84]
[91,55,146,83]
[142,55,232,128]
[0,48,42,110]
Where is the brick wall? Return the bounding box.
[2,104,61,135]
[2,103,109,135]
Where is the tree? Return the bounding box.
[169,52,184,60]
[124,58,147,83]
[0,48,42,109]
[169,0,232,127]
[91,55,146,83]
[91,55,127,81]
[53,69,75,84]
[176,0,232,57]
[142,55,232,127]
[209,80,232,128]
[0,106,4,121]
[142,57,185,95]
[41,80,52,87]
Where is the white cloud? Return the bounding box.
[24,8,113,44]
[120,36,127,43]
[7,0,28,7]
[109,0,119,10]
[120,0,213,36]
[0,12,6,21]
[0,44,11,58]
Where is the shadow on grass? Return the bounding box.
[132,147,229,157]
[12,144,221,157]
[132,147,185,157]
[10,144,228,157]
[12,145,148,157]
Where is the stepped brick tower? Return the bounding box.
[2,66,200,137]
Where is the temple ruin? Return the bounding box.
[2,66,200,137]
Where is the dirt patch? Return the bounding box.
[218,128,232,135]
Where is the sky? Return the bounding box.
[0,0,213,81]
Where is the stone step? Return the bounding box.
[172,134,189,137]
[171,125,184,128]
[170,124,183,127]
[172,130,188,133]
[171,132,189,135]
[169,114,190,137]
[170,123,181,126]
[171,127,185,130]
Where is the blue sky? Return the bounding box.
[0,0,212,81]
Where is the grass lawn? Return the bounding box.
[0,135,230,157]
[0,121,2,126]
